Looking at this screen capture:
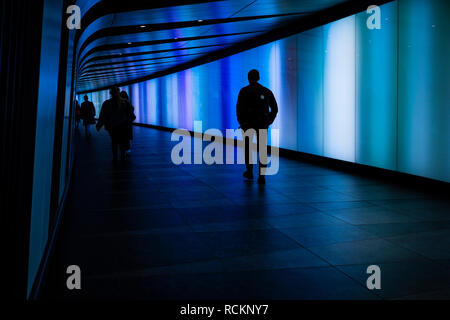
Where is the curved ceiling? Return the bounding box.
[74,0,392,93]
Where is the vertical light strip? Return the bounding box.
[397,0,450,182]
[184,69,194,131]
[132,84,141,122]
[139,82,146,125]
[297,27,324,156]
[398,0,432,177]
[269,41,282,147]
[146,80,157,125]
[166,74,179,128]
[355,1,398,170]
[323,15,356,162]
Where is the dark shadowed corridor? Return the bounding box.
[42,126,450,300]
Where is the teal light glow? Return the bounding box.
[278,36,298,151]
[355,1,397,170]
[297,27,324,156]
[397,0,450,182]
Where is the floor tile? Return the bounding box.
[279,224,377,247]
[308,238,424,265]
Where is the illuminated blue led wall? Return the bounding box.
[86,0,450,183]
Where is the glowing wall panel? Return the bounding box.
[178,69,194,129]
[323,15,356,162]
[131,84,141,122]
[279,37,299,151]
[355,1,398,170]
[297,28,324,156]
[397,0,450,182]
[145,80,157,124]
[203,62,223,131]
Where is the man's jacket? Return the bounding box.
[236,82,278,130]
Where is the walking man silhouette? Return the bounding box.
[236,69,278,184]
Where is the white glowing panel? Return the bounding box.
[323,15,356,162]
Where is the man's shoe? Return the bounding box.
[243,171,254,180]
[257,176,266,185]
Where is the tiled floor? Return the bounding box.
[42,126,450,300]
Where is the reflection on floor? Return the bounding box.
[42,126,450,300]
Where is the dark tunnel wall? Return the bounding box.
[27,0,65,295]
[1,0,78,298]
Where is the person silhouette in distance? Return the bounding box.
[80,95,96,137]
[236,69,278,184]
[96,86,135,166]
